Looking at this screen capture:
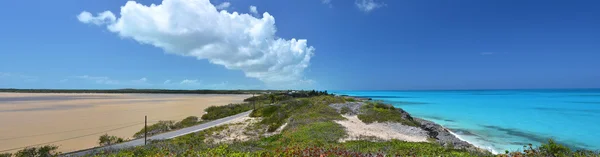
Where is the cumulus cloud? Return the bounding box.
[215,2,231,10]
[78,0,315,87]
[77,11,116,25]
[249,5,258,15]
[355,0,385,12]
[163,80,172,84]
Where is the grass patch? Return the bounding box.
[202,103,255,120]
[133,116,203,138]
[357,101,420,127]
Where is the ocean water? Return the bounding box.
[332,89,600,153]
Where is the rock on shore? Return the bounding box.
[329,102,486,153]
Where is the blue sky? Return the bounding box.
[0,0,599,90]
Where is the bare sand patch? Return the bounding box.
[334,115,429,142]
[0,93,250,153]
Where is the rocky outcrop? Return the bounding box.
[329,102,489,154]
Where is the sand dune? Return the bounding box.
[0,93,250,153]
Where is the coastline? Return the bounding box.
[445,128,499,154]
[340,96,494,154]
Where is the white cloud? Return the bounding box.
[180,79,200,85]
[321,0,333,8]
[77,11,116,25]
[215,2,231,10]
[249,5,258,15]
[355,0,385,12]
[75,75,120,85]
[163,80,172,84]
[0,72,38,82]
[78,0,315,87]
[59,79,69,83]
[0,72,10,78]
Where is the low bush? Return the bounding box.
[173,116,199,128]
[98,134,125,146]
[12,145,60,157]
[499,139,600,157]
[357,101,420,127]
[133,121,176,138]
[201,103,254,120]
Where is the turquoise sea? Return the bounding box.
[332,89,600,154]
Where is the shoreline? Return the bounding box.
[445,128,499,154]
[442,129,500,155]
[341,96,494,154]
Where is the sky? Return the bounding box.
[0,0,599,90]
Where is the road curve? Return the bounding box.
[63,110,252,157]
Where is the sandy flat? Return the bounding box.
[0,92,250,153]
[335,115,429,142]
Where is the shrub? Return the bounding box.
[13,145,60,157]
[340,106,351,114]
[174,116,199,128]
[344,97,356,102]
[357,101,420,127]
[99,134,125,146]
[202,103,254,120]
[134,121,175,138]
[0,153,11,157]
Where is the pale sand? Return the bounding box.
[334,115,429,142]
[0,92,250,153]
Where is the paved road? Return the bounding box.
[63,111,252,157]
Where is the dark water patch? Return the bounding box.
[360,96,416,99]
[0,95,126,103]
[388,100,430,105]
[448,128,477,136]
[481,125,548,144]
[418,115,455,122]
[569,94,600,97]
[567,101,600,105]
[466,92,517,96]
[509,142,531,146]
[479,125,588,150]
[533,107,600,114]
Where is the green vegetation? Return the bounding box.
[175,116,199,128]
[2,145,60,157]
[340,106,351,114]
[133,121,175,138]
[133,116,204,138]
[357,101,421,127]
[499,139,600,157]
[98,134,124,146]
[201,103,256,120]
